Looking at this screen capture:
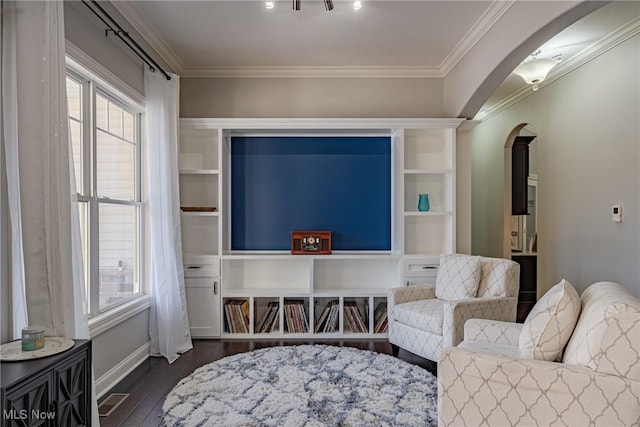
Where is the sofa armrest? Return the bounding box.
[438,346,640,427]
[388,284,436,306]
[443,297,517,347]
[464,318,523,346]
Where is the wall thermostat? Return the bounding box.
[612,205,623,223]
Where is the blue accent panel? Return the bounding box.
[231,137,391,251]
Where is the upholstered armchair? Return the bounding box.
[438,281,640,426]
[388,254,520,362]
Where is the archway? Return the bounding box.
[503,124,538,322]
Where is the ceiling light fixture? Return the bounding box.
[353,1,362,11]
[292,0,334,11]
[265,1,275,9]
[513,50,562,91]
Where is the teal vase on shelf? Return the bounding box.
[417,194,430,212]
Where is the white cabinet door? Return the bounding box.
[185,278,220,337]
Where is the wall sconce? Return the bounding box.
[513,50,562,91]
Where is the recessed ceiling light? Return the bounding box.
[265,1,275,9]
[353,1,362,11]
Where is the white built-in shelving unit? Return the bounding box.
[179,118,465,338]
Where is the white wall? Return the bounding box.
[180,77,444,118]
[472,34,640,298]
[92,310,150,379]
[64,1,146,95]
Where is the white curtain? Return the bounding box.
[1,1,98,424]
[2,0,28,339]
[145,69,193,363]
[2,0,79,337]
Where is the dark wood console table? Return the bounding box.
[1,339,92,426]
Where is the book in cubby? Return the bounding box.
[314,298,340,333]
[343,298,368,333]
[223,299,249,333]
[283,298,309,333]
[254,299,280,334]
[373,298,388,333]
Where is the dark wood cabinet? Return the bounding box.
[512,136,536,215]
[1,340,92,426]
[512,254,537,322]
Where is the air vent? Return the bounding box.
[98,393,129,417]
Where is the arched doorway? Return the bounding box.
[503,124,538,322]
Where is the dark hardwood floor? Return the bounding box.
[98,339,437,427]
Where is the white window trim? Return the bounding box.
[89,294,150,337]
[66,44,147,325]
[66,40,145,109]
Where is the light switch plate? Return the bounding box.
[612,205,622,223]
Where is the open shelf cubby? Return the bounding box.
[283,297,310,335]
[343,297,370,334]
[254,297,280,335]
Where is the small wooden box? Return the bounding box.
[291,231,331,255]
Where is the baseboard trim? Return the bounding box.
[95,341,150,399]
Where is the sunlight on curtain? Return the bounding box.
[2,1,97,423]
[145,69,192,363]
[1,0,28,339]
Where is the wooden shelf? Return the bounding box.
[403,211,453,216]
[404,169,453,174]
[179,169,219,175]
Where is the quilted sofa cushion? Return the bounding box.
[435,254,481,301]
[519,279,581,361]
[391,299,444,335]
[563,281,640,382]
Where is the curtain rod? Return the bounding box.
[81,0,171,80]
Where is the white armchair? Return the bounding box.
[388,255,520,362]
[438,281,640,426]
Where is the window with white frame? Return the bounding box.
[66,64,143,316]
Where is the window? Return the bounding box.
[66,65,143,316]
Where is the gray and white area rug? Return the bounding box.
[162,345,437,426]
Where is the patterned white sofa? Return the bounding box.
[388,255,520,362]
[438,281,640,426]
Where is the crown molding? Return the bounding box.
[475,16,640,122]
[180,118,467,130]
[110,1,185,74]
[111,0,511,79]
[458,120,481,132]
[440,0,516,76]
[180,65,441,79]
